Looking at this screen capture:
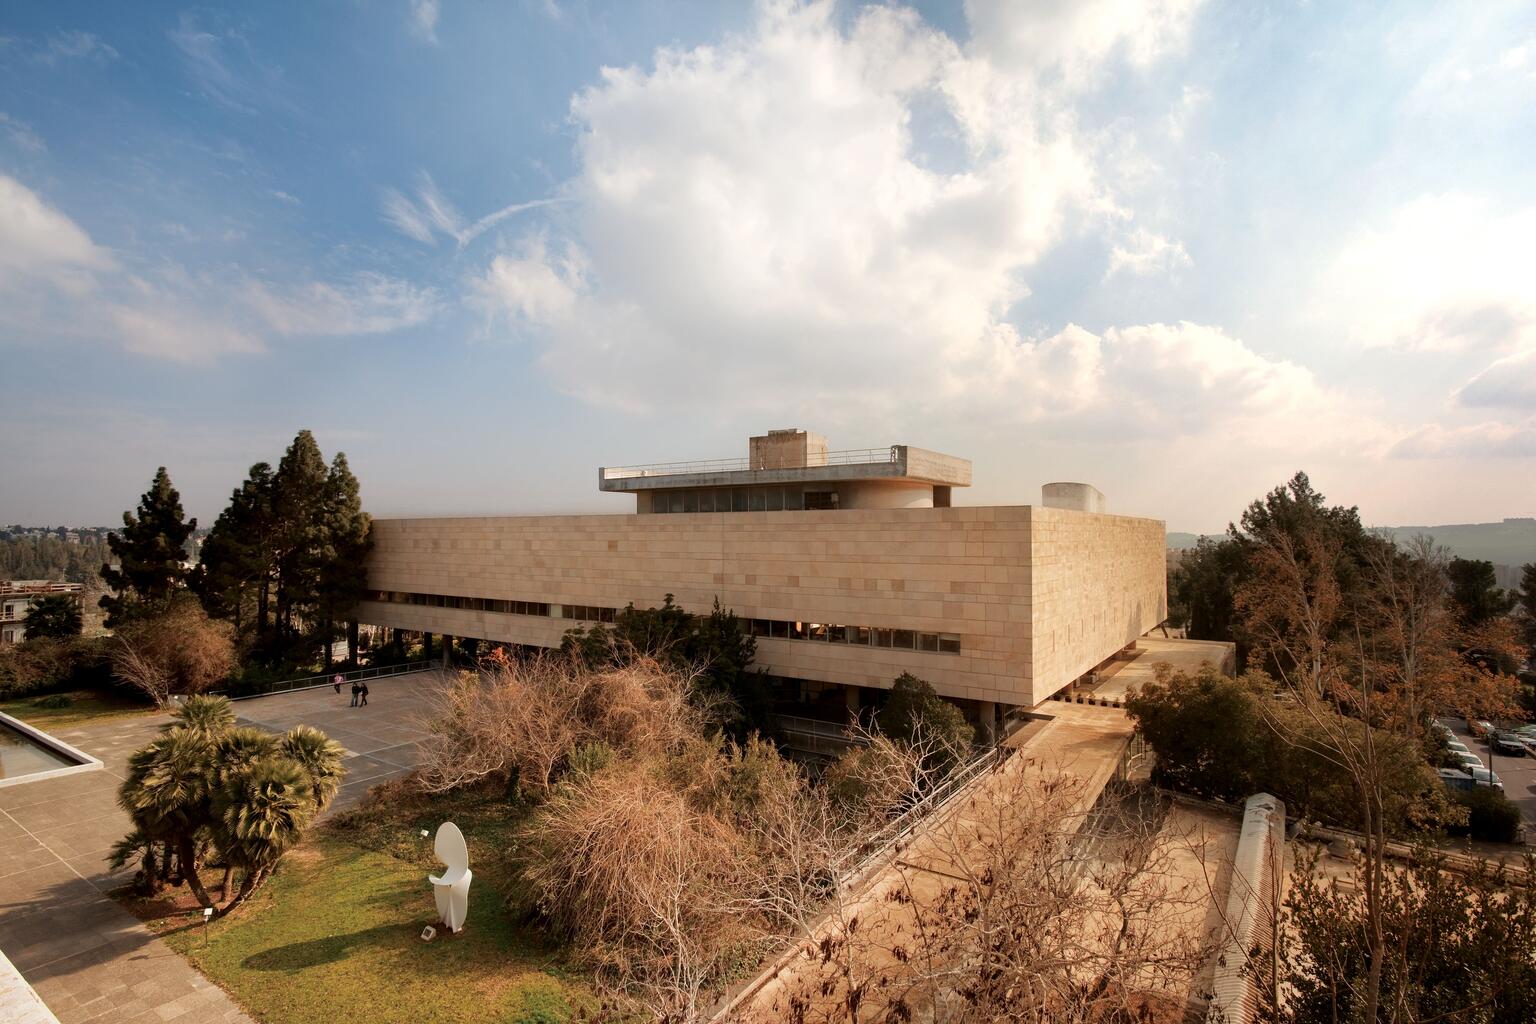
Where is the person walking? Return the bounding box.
[350,681,361,707]
[359,681,370,707]
[333,672,343,695]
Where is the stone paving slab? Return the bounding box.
[0,669,448,1024]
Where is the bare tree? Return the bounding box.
[747,759,1213,1024]
[109,598,235,707]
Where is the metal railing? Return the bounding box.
[601,445,900,480]
[210,660,435,701]
[772,713,869,743]
[829,744,1011,883]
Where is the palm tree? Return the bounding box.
[280,725,347,812]
[170,694,236,737]
[118,730,219,908]
[215,757,315,914]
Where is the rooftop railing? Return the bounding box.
[602,445,899,480]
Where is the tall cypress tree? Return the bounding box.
[316,452,372,667]
[265,431,330,654]
[101,467,197,627]
[194,463,276,649]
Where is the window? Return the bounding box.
[732,489,749,512]
[892,630,915,650]
[919,632,940,652]
[783,488,804,511]
[683,491,698,513]
[939,634,961,654]
[872,629,893,648]
[804,490,838,510]
[766,488,784,512]
[852,626,871,645]
[750,489,766,512]
[806,622,827,642]
[770,620,789,639]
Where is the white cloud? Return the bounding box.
[270,190,301,205]
[0,174,116,292]
[36,30,118,64]
[1389,418,1536,459]
[0,112,44,152]
[1320,194,1536,353]
[962,0,1204,90]
[1456,349,1536,410]
[0,174,425,362]
[382,173,563,247]
[244,273,440,336]
[472,1,1257,431]
[411,0,441,43]
[1107,226,1190,277]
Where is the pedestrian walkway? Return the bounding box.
[0,670,447,1023]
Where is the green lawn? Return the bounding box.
[146,785,596,1024]
[0,688,155,730]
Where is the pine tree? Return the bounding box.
[101,468,197,627]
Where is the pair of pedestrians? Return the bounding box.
[332,673,370,707]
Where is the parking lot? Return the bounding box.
[1444,719,1536,841]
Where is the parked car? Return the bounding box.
[1450,750,1484,771]
[1468,719,1495,737]
[1465,766,1504,789]
[1513,724,1536,738]
[1438,768,1477,791]
[1491,732,1527,756]
[1446,742,1472,758]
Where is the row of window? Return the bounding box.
[650,486,840,514]
[747,619,962,655]
[362,591,961,653]
[364,590,617,622]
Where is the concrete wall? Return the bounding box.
[1042,482,1107,514]
[356,504,1166,707]
[1026,507,1167,697]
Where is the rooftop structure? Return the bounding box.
[600,428,971,513]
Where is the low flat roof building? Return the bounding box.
[355,430,1167,731]
[0,581,83,646]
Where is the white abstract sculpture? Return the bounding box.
[429,821,472,933]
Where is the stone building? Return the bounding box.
[0,581,84,646]
[353,430,1166,740]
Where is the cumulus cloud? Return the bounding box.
[1107,227,1191,277]
[1456,349,1536,410]
[1320,194,1536,353]
[468,1,1308,441]
[963,0,1203,89]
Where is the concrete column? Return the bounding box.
[422,632,433,660]
[844,683,861,723]
[442,634,454,669]
[391,628,404,657]
[976,699,997,746]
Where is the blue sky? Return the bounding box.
[2,0,1533,533]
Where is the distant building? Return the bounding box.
[353,429,1167,742]
[0,580,84,646]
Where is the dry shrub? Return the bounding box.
[518,764,765,1022]
[416,650,704,795]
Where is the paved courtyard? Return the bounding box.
[0,670,447,1024]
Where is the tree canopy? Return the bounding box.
[100,467,196,627]
[194,431,372,668]
[23,593,82,640]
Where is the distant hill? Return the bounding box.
[1167,519,1536,590]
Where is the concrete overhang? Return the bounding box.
[599,445,971,493]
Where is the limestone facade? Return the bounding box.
[355,504,1166,708]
